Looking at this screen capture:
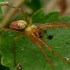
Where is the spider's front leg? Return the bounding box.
[31,33,70,64]
[0,3,26,27]
[0,27,22,34]
[38,22,70,30]
[13,35,24,66]
[28,34,54,70]
[0,4,26,21]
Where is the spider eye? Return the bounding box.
[18,20,27,29]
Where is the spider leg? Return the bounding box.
[28,34,54,70]
[0,4,26,21]
[29,18,32,24]
[13,35,24,66]
[0,28,22,34]
[48,22,67,25]
[38,23,70,30]
[31,33,70,64]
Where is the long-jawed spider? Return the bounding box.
[0,4,70,70]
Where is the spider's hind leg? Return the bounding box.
[13,35,24,66]
[33,33,70,65]
[28,34,54,70]
[0,3,26,21]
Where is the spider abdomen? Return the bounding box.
[10,20,27,31]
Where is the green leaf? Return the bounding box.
[32,8,43,23]
[0,0,5,2]
[32,10,60,23]
[59,16,70,22]
[0,9,70,70]
[24,0,42,12]
[41,11,59,23]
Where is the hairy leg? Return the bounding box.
[38,22,70,30]
[13,35,24,66]
[28,34,54,70]
[0,28,22,34]
[0,4,26,21]
[31,33,70,64]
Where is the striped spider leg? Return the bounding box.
[1,4,70,70]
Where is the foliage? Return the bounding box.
[24,0,42,13]
[0,6,70,70]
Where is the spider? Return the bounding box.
[0,4,70,70]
